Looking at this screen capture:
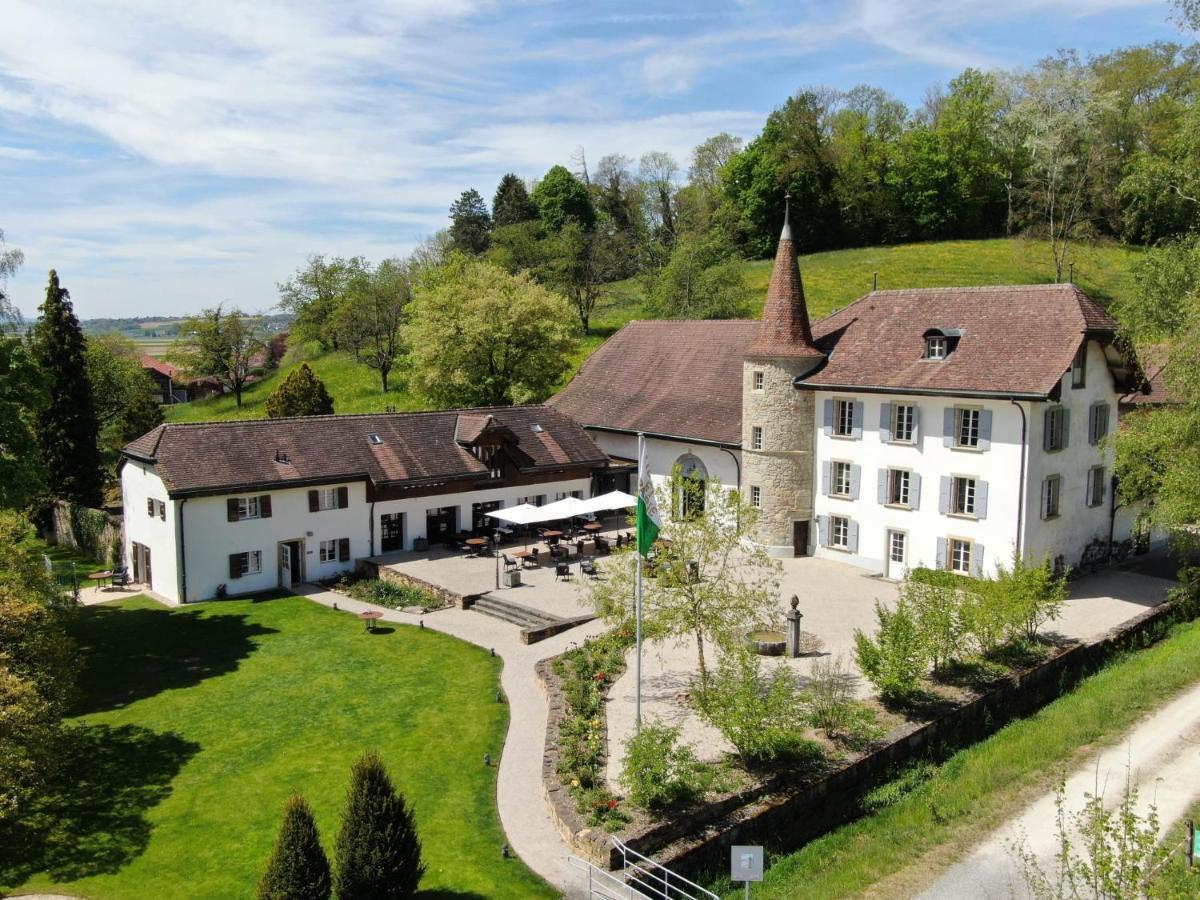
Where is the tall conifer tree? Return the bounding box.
[28,270,102,506]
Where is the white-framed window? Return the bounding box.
[892,404,916,443]
[834,399,855,437]
[950,476,977,517]
[924,335,948,359]
[830,515,850,549]
[1088,466,1106,508]
[319,539,338,562]
[1071,344,1087,388]
[750,485,762,508]
[887,468,911,507]
[318,487,339,511]
[955,407,981,449]
[1045,406,1066,451]
[751,426,763,450]
[238,496,261,520]
[1043,475,1062,519]
[949,538,972,574]
[1089,404,1110,445]
[753,370,764,392]
[832,461,853,497]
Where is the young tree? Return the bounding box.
[27,270,103,507]
[448,188,492,255]
[491,173,538,227]
[531,165,595,233]
[167,305,266,408]
[257,794,332,900]
[586,473,781,697]
[265,363,335,418]
[85,332,163,452]
[403,257,577,407]
[334,750,425,900]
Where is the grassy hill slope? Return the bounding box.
[166,237,1142,424]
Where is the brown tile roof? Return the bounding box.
[549,319,758,445]
[799,284,1120,397]
[122,405,607,497]
[746,216,824,362]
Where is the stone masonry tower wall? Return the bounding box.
[742,200,825,555]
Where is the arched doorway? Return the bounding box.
[674,454,708,519]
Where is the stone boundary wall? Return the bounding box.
[539,595,1190,875]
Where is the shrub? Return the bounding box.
[334,751,425,900]
[805,655,885,750]
[620,720,718,812]
[699,649,820,767]
[854,599,929,702]
[257,794,331,900]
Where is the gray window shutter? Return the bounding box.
[848,521,860,554]
[879,403,892,442]
[979,410,993,451]
[1043,408,1054,451]
[877,469,887,504]
[971,543,985,577]
[821,462,831,496]
[943,407,955,447]
[1061,408,1070,449]
[816,515,828,547]
[911,405,920,440]
[976,480,989,519]
[851,401,864,440]
[822,399,833,435]
[849,464,861,500]
[938,476,951,514]
[911,472,922,509]
[935,537,947,569]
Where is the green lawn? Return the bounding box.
[165,237,1142,424]
[717,616,1200,899]
[1,595,554,900]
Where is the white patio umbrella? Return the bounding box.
[579,490,637,515]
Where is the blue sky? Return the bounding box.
[0,0,1186,319]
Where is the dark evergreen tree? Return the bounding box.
[28,270,103,507]
[334,751,425,900]
[491,173,538,227]
[265,363,335,418]
[448,189,492,255]
[257,794,332,900]
[531,165,596,233]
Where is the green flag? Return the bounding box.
[636,437,660,557]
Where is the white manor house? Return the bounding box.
[122,212,1161,602]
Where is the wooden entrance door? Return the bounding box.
[793,521,810,557]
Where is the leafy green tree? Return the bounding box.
[645,233,747,320]
[277,256,366,350]
[403,256,576,407]
[85,332,163,453]
[334,750,425,900]
[532,165,595,233]
[265,363,335,418]
[587,473,780,696]
[167,305,266,408]
[257,794,332,900]
[448,188,492,255]
[27,270,103,507]
[491,174,538,227]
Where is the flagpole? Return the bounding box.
[635,432,644,732]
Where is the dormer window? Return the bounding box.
[924,335,948,359]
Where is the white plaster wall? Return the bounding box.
[371,477,593,552]
[120,461,181,600]
[586,430,740,500]
[1022,340,1120,569]
[811,391,1026,577]
[180,481,370,602]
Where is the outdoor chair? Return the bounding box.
[555,562,571,581]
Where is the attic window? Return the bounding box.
[531,424,544,433]
[367,433,383,445]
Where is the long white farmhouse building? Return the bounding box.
[551,208,1151,579]
[121,406,608,603]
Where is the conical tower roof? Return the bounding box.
[746,199,825,362]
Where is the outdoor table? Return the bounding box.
[359,610,383,632]
[88,570,114,588]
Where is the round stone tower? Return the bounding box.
[741,201,825,556]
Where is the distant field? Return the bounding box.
[165,237,1143,424]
